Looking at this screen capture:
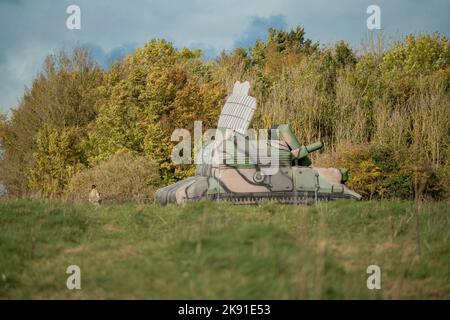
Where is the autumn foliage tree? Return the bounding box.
[86,40,226,183]
[0,48,103,197]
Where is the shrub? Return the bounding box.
[315,144,414,200]
[65,152,160,204]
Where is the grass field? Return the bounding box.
[0,200,449,299]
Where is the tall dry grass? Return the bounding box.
[410,76,449,168]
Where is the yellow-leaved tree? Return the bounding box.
[29,126,85,198]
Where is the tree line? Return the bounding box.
[0,28,449,201]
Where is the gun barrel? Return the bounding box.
[305,141,323,153]
[295,140,323,160]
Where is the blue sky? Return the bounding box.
[0,0,449,114]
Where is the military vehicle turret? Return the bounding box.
[155,81,361,204]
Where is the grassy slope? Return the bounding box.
[0,200,448,299]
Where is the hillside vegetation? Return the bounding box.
[0,29,449,202]
[0,200,448,299]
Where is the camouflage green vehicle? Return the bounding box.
[155,81,361,205]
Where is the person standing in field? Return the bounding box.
[89,184,102,205]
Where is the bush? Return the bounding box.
[316,143,450,201]
[65,152,160,204]
[316,144,413,200]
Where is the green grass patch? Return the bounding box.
[0,200,448,299]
